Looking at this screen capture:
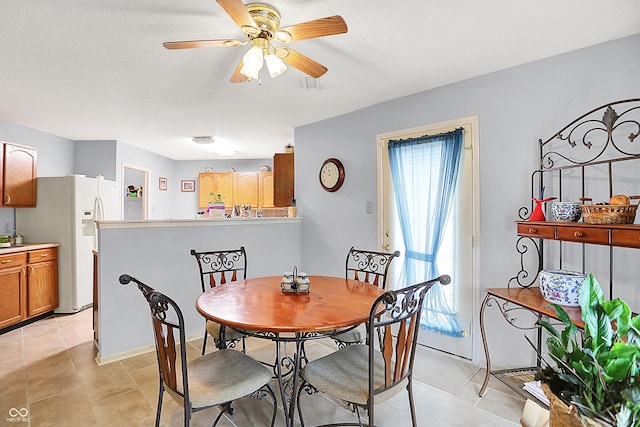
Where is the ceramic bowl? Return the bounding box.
[538,269,586,306]
[551,201,582,222]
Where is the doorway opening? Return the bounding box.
[122,164,149,220]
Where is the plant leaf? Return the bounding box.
[603,299,632,338]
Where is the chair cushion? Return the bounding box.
[206,320,246,341]
[333,324,366,344]
[301,344,406,406]
[186,349,272,409]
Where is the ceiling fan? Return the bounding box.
[163,0,348,83]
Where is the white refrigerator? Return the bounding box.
[16,175,121,313]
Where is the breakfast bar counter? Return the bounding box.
[94,217,302,364]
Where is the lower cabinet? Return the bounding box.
[0,263,27,329]
[0,246,58,330]
[27,248,58,317]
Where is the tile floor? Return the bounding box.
[0,309,525,426]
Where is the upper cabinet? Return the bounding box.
[197,157,292,210]
[198,172,234,209]
[1,142,37,207]
[273,153,294,207]
[259,172,274,208]
[234,172,260,208]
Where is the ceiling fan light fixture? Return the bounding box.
[240,63,260,80]
[264,52,287,78]
[240,45,264,79]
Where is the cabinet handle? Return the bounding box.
[528,228,537,234]
[1,259,12,264]
[40,253,48,257]
[574,232,584,237]
[5,194,9,204]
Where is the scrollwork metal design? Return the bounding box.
[540,99,640,169]
[508,237,541,288]
[200,249,244,273]
[485,296,541,331]
[346,246,399,289]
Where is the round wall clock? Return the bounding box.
[319,158,345,192]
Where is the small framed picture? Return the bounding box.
[159,177,167,191]
[181,180,195,192]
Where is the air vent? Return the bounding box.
[302,76,320,91]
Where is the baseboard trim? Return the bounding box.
[95,332,202,365]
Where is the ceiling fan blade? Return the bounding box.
[276,16,348,42]
[230,58,250,83]
[163,39,243,49]
[216,0,256,29]
[277,47,328,78]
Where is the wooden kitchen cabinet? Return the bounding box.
[259,172,275,208]
[1,142,37,207]
[234,172,259,207]
[274,153,294,207]
[198,171,275,209]
[198,172,234,209]
[0,245,59,331]
[0,253,27,329]
[26,248,58,317]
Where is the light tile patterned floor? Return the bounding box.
[0,309,524,426]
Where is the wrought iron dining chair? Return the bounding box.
[119,274,277,427]
[333,247,400,347]
[297,274,451,427]
[190,247,248,355]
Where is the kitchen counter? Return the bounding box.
[0,242,61,255]
[96,217,300,230]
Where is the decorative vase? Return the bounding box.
[529,197,556,221]
[207,202,226,218]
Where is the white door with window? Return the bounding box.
[377,116,478,360]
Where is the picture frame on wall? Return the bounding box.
[181,180,195,192]
[159,177,167,191]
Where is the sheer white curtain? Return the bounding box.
[387,128,464,337]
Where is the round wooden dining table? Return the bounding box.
[195,275,386,427]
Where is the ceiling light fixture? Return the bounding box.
[192,136,213,144]
[211,140,236,156]
[239,38,287,80]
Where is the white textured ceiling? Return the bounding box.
[1,0,639,160]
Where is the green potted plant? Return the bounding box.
[207,192,226,218]
[535,273,640,427]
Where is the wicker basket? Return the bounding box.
[580,196,640,224]
[542,383,603,427]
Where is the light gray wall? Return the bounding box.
[294,33,640,368]
[74,140,118,180]
[0,119,75,176]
